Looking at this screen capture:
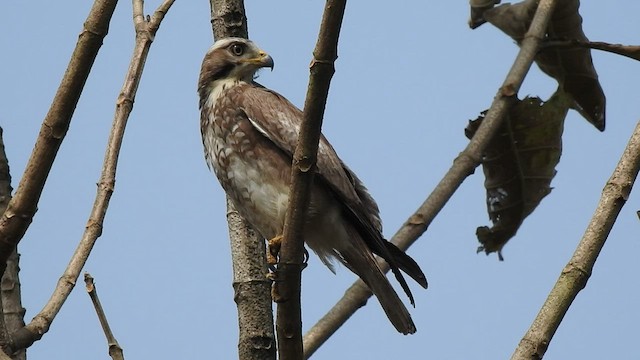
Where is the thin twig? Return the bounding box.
[8,0,175,351]
[511,120,640,358]
[274,1,346,359]
[208,2,277,360]
[0,0,118,277]
[84,273,124,360]
[302,0,559,356]
[543,39,640,62]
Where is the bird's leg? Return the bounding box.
[266,234,283,266]
[265,236,310,303]
[265,235,283,302]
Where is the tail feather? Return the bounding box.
[384,242,428,289]
[340,239,417,334]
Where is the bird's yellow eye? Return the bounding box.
[230,43,244,56]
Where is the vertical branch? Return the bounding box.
[227,199,276,360]
[0,0,119,274]
[208,2,276,360]
[275,1,346,359]
[0,251,24,360]
[302,0,559,355]
[510,120,640,359]
[0,129,25,360]
[210,0,248,40]
[8,0,175,352]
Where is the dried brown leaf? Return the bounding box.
[484,0,606,131]
[465,92,571,259]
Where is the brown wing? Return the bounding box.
[230,82,427,299]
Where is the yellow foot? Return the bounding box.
[266,234,283,266]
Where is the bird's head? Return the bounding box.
[198,37,274,95]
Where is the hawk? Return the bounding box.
[198,37,427,334]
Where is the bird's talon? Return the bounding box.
[266,252,278,266]
[267,234,283,265]
[266,271,277,281]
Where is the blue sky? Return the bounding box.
[1,1,639,359]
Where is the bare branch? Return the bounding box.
[227,200,276,360]
[0,128,11,351]
[543,39,640,62]
[0,250,24,360]
[273,1,347,359]
[8,0,175,351]
[210,0,248,40]
[84,273,124,360]
[511,121,640,358]
[0,129,25,360]
[0,0,118,277]
[303,0,559,355]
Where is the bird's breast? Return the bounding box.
[201,86,292,239]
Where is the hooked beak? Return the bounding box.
[245,50,274,71]
[257,50,274,71]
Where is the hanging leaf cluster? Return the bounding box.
[482,0,605,130]
[466,93,571,260]
[465,0,612,258]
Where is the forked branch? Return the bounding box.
[0,0,118,278]
[8,0,176,352]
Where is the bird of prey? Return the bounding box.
[198,37,427,334]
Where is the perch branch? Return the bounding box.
[8,0,175,351]
[84,273,124,360]
[208,1,277,360]
[274,1,346,359]
[227,199,276,360]
[302,0,559,356]
[511,120,640,358]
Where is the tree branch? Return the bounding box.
[85,273,124,360]
[0,129,25,360]
[208,2,276,360]
[543,39,640,62]
[0,0,118,277]
[210,0,248,40]
[510,122,640,358]
[227,199,276,360]
[302,0,559,356]
[8,0,175,351]
[274,1,347,359]
[0,248,25,360]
